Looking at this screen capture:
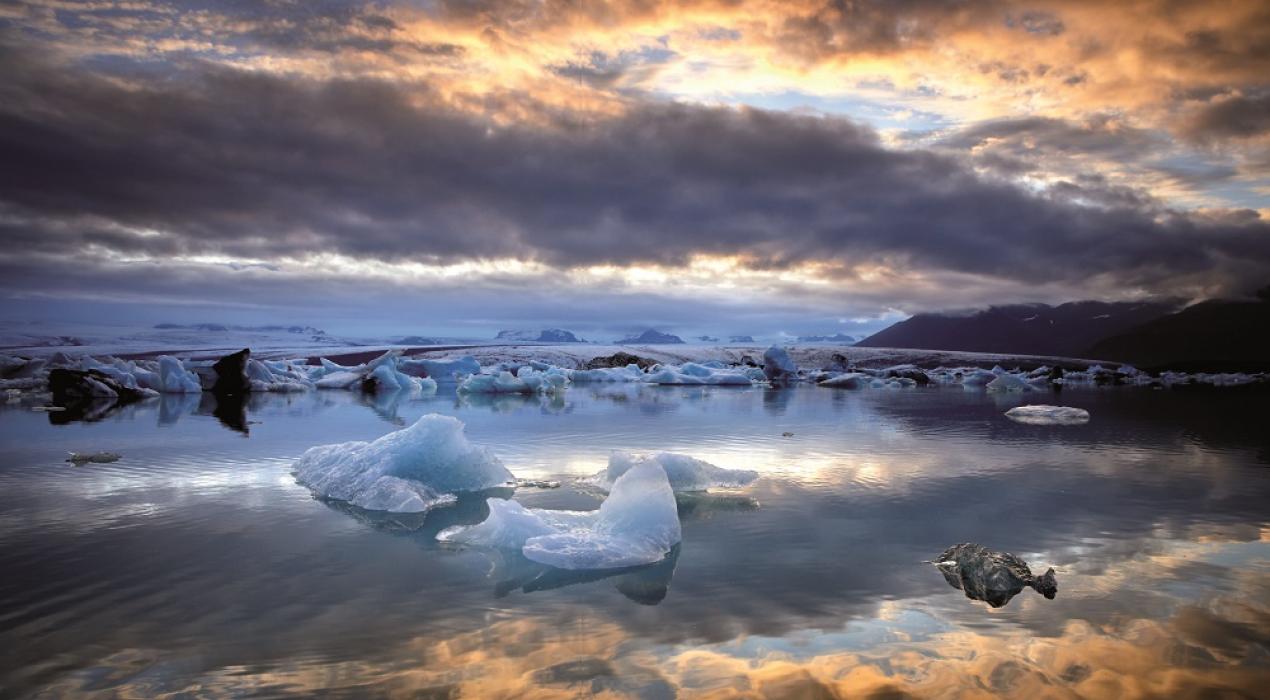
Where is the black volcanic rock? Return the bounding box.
[48,368,147,404]
[585,352,656,370]
[212,348,251,395]
[935,543,1057,609]
[618,329,685,344]
[1087,296,1270,371]
[857,300,1177,357]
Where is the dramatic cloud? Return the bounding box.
[0,0,1266,336]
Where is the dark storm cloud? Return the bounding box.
[1180,92,1270,142]
[0,42,1267,300]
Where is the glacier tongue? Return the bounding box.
[293,413,513,513]
[439,461,682,570]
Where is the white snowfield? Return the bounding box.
[293,413,514,513]
[439,460,682,570]
[1005,405,1092,425]
[590,452,759,492]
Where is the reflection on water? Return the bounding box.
[1,384,1268,697]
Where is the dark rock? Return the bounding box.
[48,368,146,404]
[934,543,1057,608]
[886,367,930,385]
[739,354,759,367]
[212,348,251,395]
[584,352,656,370]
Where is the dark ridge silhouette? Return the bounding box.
[857,300,1177,357]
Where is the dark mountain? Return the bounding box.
[495,329,584,342]
[729,335,755,343]
[797,333,856,344]
[696,335,720,342]
[618,329,685,344]
[395,336,440,345]
[857,301,1178,357]
[1087,295,1270,371]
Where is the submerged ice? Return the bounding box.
[590,452,759,492]
[293,413,513,513]
[1005,405,1091,425]
[439,461,682,570]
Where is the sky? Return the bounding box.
[0,0,1267,340]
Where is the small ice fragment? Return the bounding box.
[1004,405,1090,425]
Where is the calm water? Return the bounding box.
[1,384,1267,698]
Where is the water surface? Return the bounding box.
[1,385,1267,698]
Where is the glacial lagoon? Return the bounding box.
[1,383,1267,697]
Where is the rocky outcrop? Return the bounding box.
[584,352,656,370]
[48,368,147,403]
[212,348,251,395]
[934,543,1057,608]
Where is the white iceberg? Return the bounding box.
[644,363,753,385]
[440,460,681,570]
[819,372,870,389]
[458,366,570,394]
[763,345,798,382]
[398,356,481,383]
[157,355,202,393]
[293,413,514,513]
[591,452,759,492]
[313,351,422,392]
[1004,405,1091,425]
[568,364,645,383]
[986,373,1033,393]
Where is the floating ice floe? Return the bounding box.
[458,366,570,394]
[644,362,754,385]
[156,356,203,393]
[398,355,480,383]
[1004,405,1091,425]
[567,364,645,383]
[313,350,431,393]
[818,372,871,389]
[589,452,759,492]
[293,413,514,513]
[763,345,799,382]
[439,460,681,570]
[985,373,1034,393]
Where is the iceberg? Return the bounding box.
[590,452,759,492]
[293,413,514,513]
[568,364,645,383]
[458,366,571,394]
[313,350,422,393]
[817,373,868,388]
[1005,405,1091,425]
[157,356,203,393]
[644,363,753,385]
[985,373,1032,392]
[398,356,480,383]
[762,345,798,382]
[440,460,682,570]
